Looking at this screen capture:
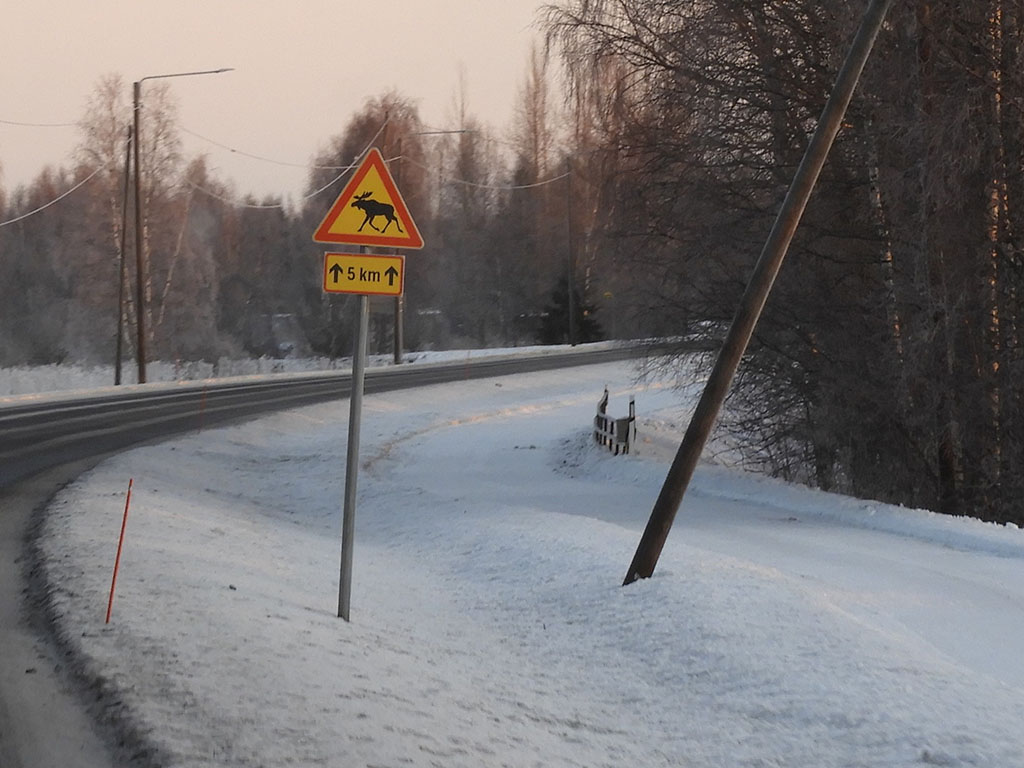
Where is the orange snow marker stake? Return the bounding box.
[105,478,134,624]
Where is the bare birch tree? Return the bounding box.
[546,0,1024,524]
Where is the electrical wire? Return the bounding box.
[179,126,338,170]
[181,119,390,208]
[181,117,570,200]
[0,117,77,128]
[183,179,290,209]
[186,158,359,209]
[180,117,392,172]
[0,163,110,227]
[0,115,563,222]
[399,155,570,190]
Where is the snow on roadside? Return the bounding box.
[38,361,1024,767]
[0,343,613,397]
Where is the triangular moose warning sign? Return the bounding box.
[312,147,424,249]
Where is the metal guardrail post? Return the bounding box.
[594,390,635,455]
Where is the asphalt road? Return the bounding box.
[0,456,123,768]
[0,346,645,488]
[0,345,646,767]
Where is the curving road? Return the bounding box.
[0,346,644,488]
[0,345,645,767]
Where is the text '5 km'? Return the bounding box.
[322,253,405,297]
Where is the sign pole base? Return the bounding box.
[338,293,369,621]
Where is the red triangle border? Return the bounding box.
[312,148,424,249]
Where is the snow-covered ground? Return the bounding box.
[38,360,1024,767]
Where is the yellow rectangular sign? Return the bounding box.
[322,253,405,296]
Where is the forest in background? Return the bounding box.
[3,1,1022,526]
[0,45,616,371]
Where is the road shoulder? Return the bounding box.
[0,459,141,768]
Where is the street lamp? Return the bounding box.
[133,68,232,383]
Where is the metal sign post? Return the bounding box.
[314,147,423,622]
[338,290,369,621]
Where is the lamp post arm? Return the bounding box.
[137,68,234,86]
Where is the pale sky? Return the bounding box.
[1,1,548,203]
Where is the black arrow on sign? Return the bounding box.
[328,263,344,283]
[384,265,399,287]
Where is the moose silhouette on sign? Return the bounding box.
[351,191,404,234]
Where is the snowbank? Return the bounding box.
[37,361,1024,767]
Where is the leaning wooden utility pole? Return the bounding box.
[623,0,895,586]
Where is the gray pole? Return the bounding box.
[132,80,147,384]
[339,291,370,621]
[623,0,894,585]
[394,295,405,365]
[115,123,132,386]
[394,136,404,365]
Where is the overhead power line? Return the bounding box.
[183,179,290,209]
[179,119,392,172]
[400,155,570,190]
[186,157,362,210]
[0,116,77,128]
[1,115,567,221]
[180,121,394,209]
[180,126,330,170]
[0,163,110,228]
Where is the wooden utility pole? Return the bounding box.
[623,0,895,585]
